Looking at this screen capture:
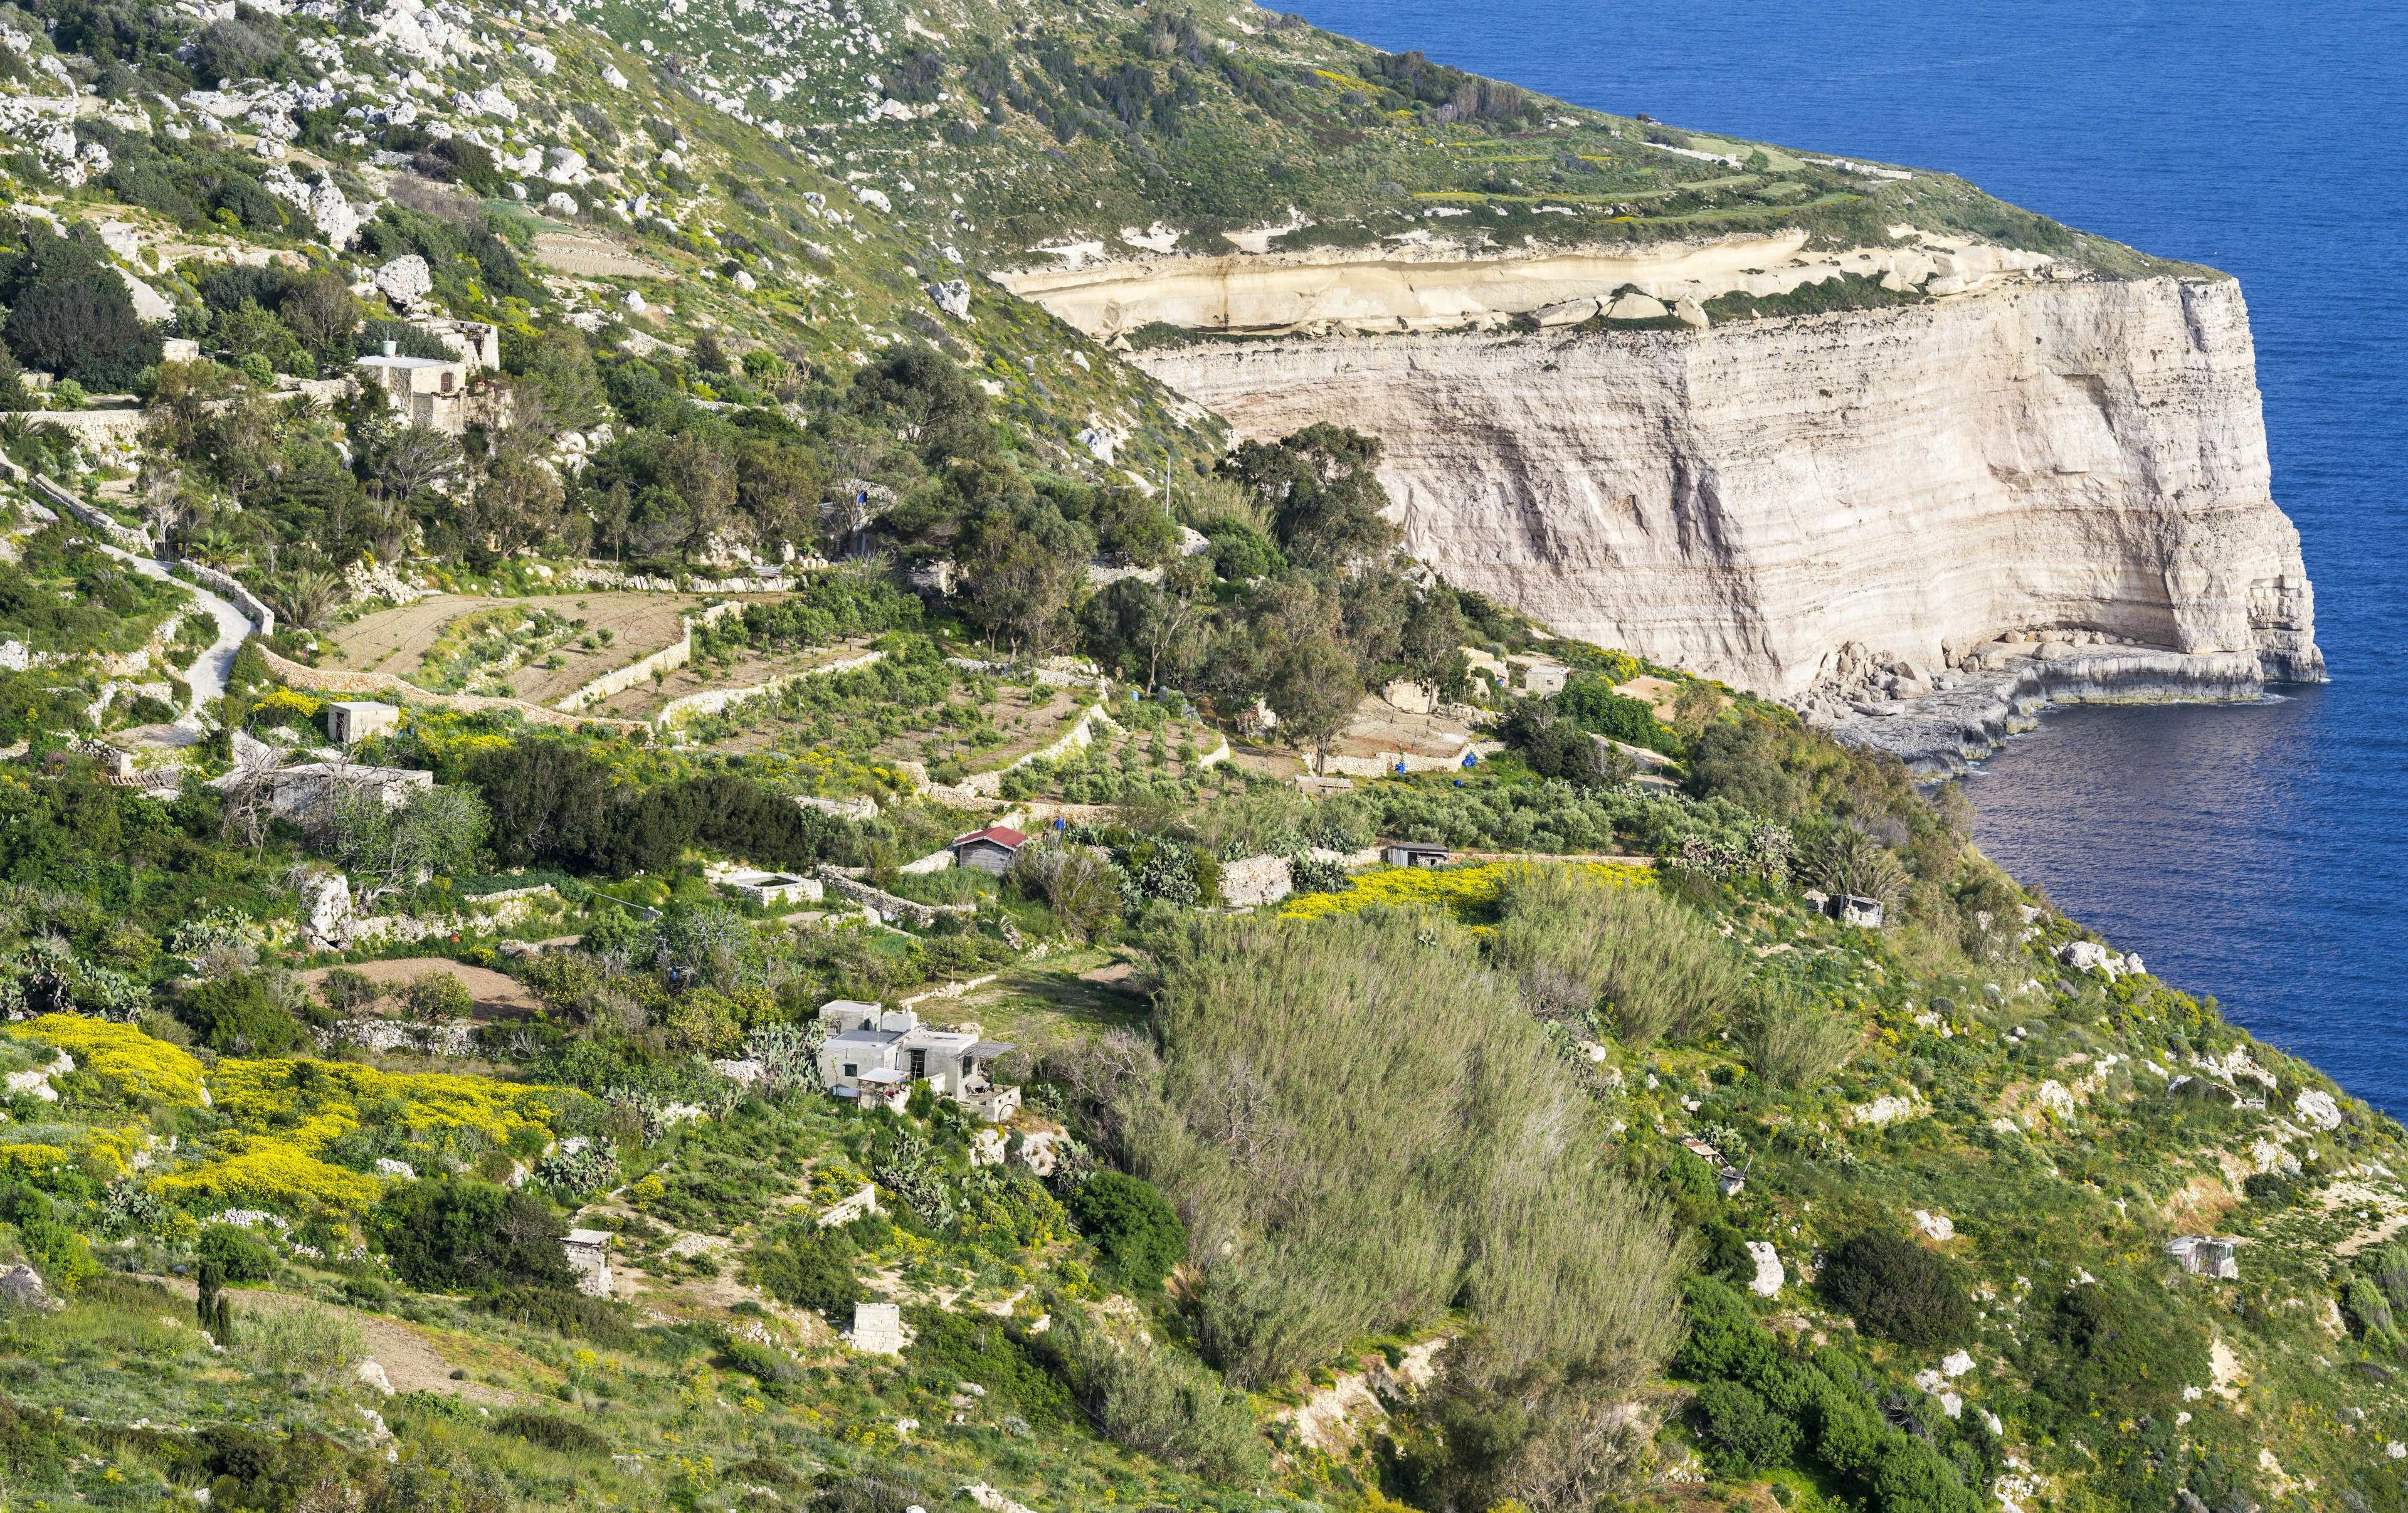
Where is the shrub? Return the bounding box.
[319,967,379,1013]
[401,969,473,1023]
[238,1302,364,1381]
[176,972,304,1055]
[745,1228,858,1321]
[1048,1310,1267,1485]
[492,1410,609,1455]
[1692,1379,1800,1474]
[373,1179,575,1293]
[1131,912,1683,1390]
[1487,866,1739,1045]
[1733,992,1862,1088]
[1070,1170,1185,1291]
[1818,1232,1973,1349]
[197,1222,277,1282]
[1284,853,1349,896]
[482,1286,639,1347]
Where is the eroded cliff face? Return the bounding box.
[1131,276,2321,698]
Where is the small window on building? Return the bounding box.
[842,1063,857,1078]
[440,370,455,394]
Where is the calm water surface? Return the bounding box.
[1294,0,2408,1105]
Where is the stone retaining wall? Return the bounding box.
[815,868,976,927]
[656,648,884,727]
[554,600,746,713]
[256,645,647,733]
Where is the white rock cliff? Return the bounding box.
[1125,273,2320,698]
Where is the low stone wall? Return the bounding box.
[171,559,276,637]
[1219,846,1385,908]
[941,704,1122,799]
[317,1017,478,1057]
[256,645,647,733]
[656,648,884,727]
[34,475,150,553]
[815,868,976,927]
[1318,739,1505,779]
[554,600,747,714]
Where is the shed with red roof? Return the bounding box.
[950,825,1028,875]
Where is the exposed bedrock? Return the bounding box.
[1131,275,2322,699]
[1834,646,2271,775]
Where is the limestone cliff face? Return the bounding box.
[1131,276,2321,698]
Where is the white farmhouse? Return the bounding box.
[816,1000,1019,1120]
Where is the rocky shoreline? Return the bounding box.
[1820,641,2277,774]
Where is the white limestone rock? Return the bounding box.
[1744,1240,1783,1297]
[2294,1089,2343,1131]
[374,254,432,308]
[927,278,971,319]
[1128,276,2320,696]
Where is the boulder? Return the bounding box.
[373,254,432,308]
[357,1359,394,1394]
[1530,296,1600,327]
[309,179,360,250]
[0,1265,56,1311]
[1940,1349,1975,1378]
[2295,1089,2344,1131]
[545,191,581,218]
[1744,1240,1783,1297]
[926,278,971,319]
[1606,292,1669,320]
[1673,296,1709,328]
[1914,1209,1955,1242]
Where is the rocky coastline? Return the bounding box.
[1819,636,2279,774]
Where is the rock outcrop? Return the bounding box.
[1127,273,2321,699]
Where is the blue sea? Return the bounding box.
[1296,0,2408,1107]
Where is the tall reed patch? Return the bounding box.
[1488,865,1742,1045]
[1125,911,1686,1390]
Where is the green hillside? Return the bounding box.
[0,1,2358,1512]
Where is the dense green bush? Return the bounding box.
[490,1410,610,1456]
[1693,1378,1801,1473]
[372,1180,575,1294]
[1818,1232,1974,1349]
[176,973,304,1057]
[1069,1171,1185,1290]
[745,1229,859,1321]
[910,1310,1074,1429]
[196,1223,277,1282]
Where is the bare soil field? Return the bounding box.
[330,591,707,704]
[299,959,542,1021]
[584,637,879,722]
[532,231,670,278]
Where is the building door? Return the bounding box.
[909,1048,927,1079]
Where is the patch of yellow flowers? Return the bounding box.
[1278,862,1651,923]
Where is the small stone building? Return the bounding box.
[1383,841,1449,868]
[355,352,472,434]
[562,1229,612,1297]
[2166,1235,2240,1279]
[267,762,433,820]
[325,700,400,744]
[816,1000,1020,1120]
[848,1301,903,1355]
[949,825,1028,875]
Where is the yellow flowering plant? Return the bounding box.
[8,1017,206,1107]
[1278,862,1650,924]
